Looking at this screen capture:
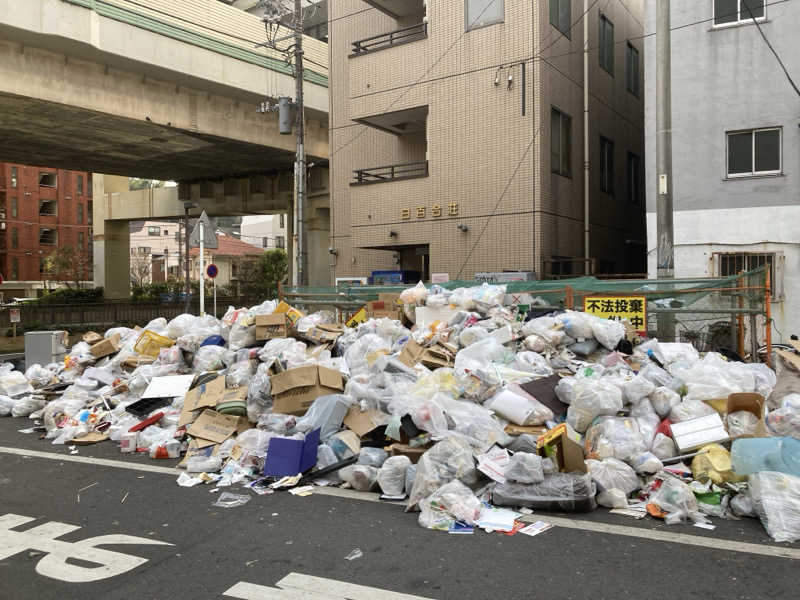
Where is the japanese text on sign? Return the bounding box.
[583,295,647,333]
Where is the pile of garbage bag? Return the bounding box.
[2,283,800,543]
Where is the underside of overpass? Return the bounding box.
[0,0,331,293]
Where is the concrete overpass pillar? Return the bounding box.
[92,174,131,299]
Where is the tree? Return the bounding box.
[130,253,152,287]
[129,178,165,191]
[238,249,289,299]
[43,246,93,289]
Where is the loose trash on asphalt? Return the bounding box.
[2,284,800,543]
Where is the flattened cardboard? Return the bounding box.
[519,374,567,416]
[90,334,121,358]
[71,432,109,445]
[270,365,345,416]
[187,409,239,445]
[121,356,155,369]
[536,423,587,473]
[420,344,455,369]
[387,442,429,464]
[255,313,291,340]
[343,407,388,437]
[263,428,320,477]
[83,331,103,345]
[398,339,426,368]
[302,323,344,346]
[179,376,225,427]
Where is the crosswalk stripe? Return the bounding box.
[277,573,435,600]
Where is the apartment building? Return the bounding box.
[129,220,184,285]
[329,0,645,282]
[0,163,93,297]
[644,1,799,340]
[240,214,288,251]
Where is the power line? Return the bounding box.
[743,2,800,98]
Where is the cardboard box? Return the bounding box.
[536,423,587,473]
[727,392,769,438]
[179,376,248,426]
[90,334,121,358]
[301,323,344,346]
[365,300,402,320]
[270,365,345,416]
[387,442,429,464]
[273,301,305,325]
[83,331,104,345]
[255,313,291,340]
[343,406,388,437]
[670,413,730,453]
[187,409,240,447]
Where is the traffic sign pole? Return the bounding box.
[214,277,217,317]
[199,224,205,316]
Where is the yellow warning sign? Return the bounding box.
[583,295,647,334]
[345,307,367,328]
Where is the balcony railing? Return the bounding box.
[351,161,428,185]
[351,22,427,56]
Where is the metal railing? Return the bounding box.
[351,22,427,56]
[352,161,428,185]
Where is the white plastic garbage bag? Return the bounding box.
[586,458,640,508]
[566,379,624,433]
[377,455,411,496]
[339,464,378,492]
[407,436,477,510]
[418,480,482,530]
[584,416,647,462]
[485,388,553,426]
[590,316,626,350]
[505,452,544,484]
[669,399,716,423]
[650,476,710,525]
[623,375,655,404]
[749,471,800,542]
[651,386,681,418]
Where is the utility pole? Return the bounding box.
[583,0,590,275]
[184,204,191,313]
[656,0,675,340]
[260,0,309,286]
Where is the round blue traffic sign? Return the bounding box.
[206,263,219,279]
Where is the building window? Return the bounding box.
[138,247,151,254]
[626,43,639,96]
[11,257,18,280]
[11,227,18,249]
[38,172,57,188]
[39,228,57,246]
[77,175,83,196]
[163,229,169,236]
[10,167,17,188]
[599,14,614,75]
[600,136,614,194]
[715,251,782,299]
[627,152,641,205]
[466,0,504,31]
[147,226,161,236]
[276,235,286,249]
[549,0,571,38]
[714,0,765,26]
[727,128,781,177]
[77,203,83,224]
[78,232,84,247]
[279,213,285,229]
[262,236,269,248]
[87,201,93,225]
[551,108,572,177]
[11,197,17,218]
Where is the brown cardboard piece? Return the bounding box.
[387,442,429,464]
[255,313,291,340]
[270,365,345,416]
[330,430,361,455]
[179,376,226,426]
[83,331,104,345]
[536,423,587,473]
[398,339,426,367]
[71,432,110,445]
[343,406,388,437]
[187,409,239,446]
[727,392,769,438]
[504,424,548,436]
[397,340,455,369]
[90,334,121,358]
[121,356,155,370]
[301,323,344,346]
[365,299,402,320]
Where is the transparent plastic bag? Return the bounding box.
[651,432,678,460]
[399,281,428,305]
[513,352,553,378]
[631,451,663,475]
[623,375,655,404]
[10,396,46,417]
[651,386,681,418]
[669,399,716,423]
[338,464,378,491]
[590,317,626,350]
[493,473,597,512]
[749,471,800,542]
[226,360,256,389]
[505,452,544,484]
[566,379,624,433]
[407,436,477,510]
[418,480,483,530]
[344,334,391,377]
[766,404,800,439]
[167,314,197,339]
[0,371,33,398]
[584,416,647,461]
[0,395,16,416]
[228,322,256,352]
[257,413,296,435]
[650,476,710,525]
[520,316,565,347]
[295,394,352,440]
[454,336,514,377]
[357,447,389,468]
[235,428,273,458]
[727,410,760,438]
[556,311,595,341]
[25,364,53,389]
[440,395,512,453]
[486,388,552,427]
[459,326,490,348]
[586,457,640,508]
[377,455,411,496]
[193,346,227,372]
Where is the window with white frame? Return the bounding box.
[727,127,781,177]
[714,0,765,26]
[714,251,783,300]
[466,0,504,31]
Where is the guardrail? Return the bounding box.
[351,161,428,185]
[351,23,427,56]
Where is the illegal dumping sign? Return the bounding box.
[583,295,647,335]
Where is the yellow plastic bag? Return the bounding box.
[691,444,746,485]
[133,330,174,359]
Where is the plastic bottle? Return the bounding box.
[731,437,800,477]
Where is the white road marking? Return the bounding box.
[0,513,172,582]
[3,446,799,560]
[223,574,435,600]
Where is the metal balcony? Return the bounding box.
[351,161,428,186]
[351,22,427,56]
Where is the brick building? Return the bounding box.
[0,163,93,298]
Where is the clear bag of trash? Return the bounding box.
[339,464,378,492]
[590,316,626,350]
[493,473,597,512]
[766,404,800,439]
[651,387,681,419]
[505,452,544,484]
[669,399,717,423]
[728,410,760,438]
[749,471,800,542]
[584,416,647,462]
[631,451,663,475]
[357,447,389,468]
[0,371,33,398]
[193,345,227,372]
[0,395,17,416]
[623,375,656,404]
[586,458,640,508]
[418,480,483,530]
[513,352,553,378]
[651,433,678,460]
[377,455,411,496]
[295,394,352,440]
[566,379,624,433]
[485,388,552,427]
[236,429,274,459]
[407,436,477,510]
[25,364,53,389]
[11,396,46,418]
[650,476,710,525]
[257,412,296,435]
[556,311,595,341]
[247,363,273,422]
[167,314,197,339]
[730,492,757,518]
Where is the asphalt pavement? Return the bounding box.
[0,416,798,600]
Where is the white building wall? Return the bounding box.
[240,215,287,250]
